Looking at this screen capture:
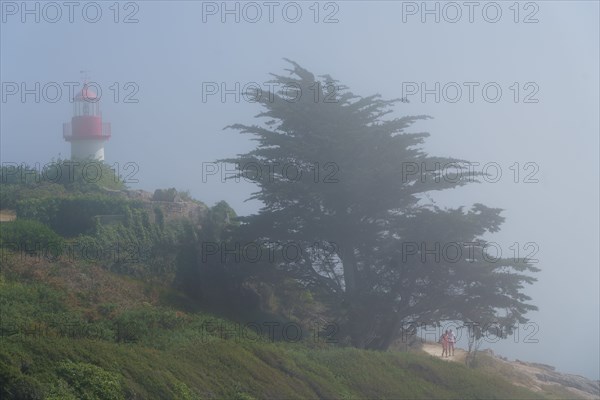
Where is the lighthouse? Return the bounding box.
[63,82,111,161]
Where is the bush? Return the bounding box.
[0,362,44,400]
[0,182,68,210]
[113,308,185,343]
[0,160,125,194]
[152,188,178,202]
[0,220,64,257]
[55,361,125,400]
[16,195,141,237]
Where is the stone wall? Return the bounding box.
[142,200,208,225]
[99,188,208,227]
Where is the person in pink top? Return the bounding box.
[440,330,449,357]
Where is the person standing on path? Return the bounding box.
[447,329,456,356]
[440,330,449,357]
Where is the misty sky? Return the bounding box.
[1,1,598,379]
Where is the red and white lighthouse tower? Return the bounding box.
[63,81,111,161]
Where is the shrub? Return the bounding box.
[113,308,185,343]
[0,220,64,257]
[152,188,178,202]
[0,362,44,400]
[55,361,125,400]
[16,195,141,237]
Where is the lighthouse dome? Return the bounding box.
[74,84,99,101]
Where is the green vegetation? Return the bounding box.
[0,220,65,255]
[0,177,551,399]
[0,204,566,400]
[0,270,546,400]
[16,195,141,237]
[152,188,178,202]
[0,160,125,210]
[0,65,553,399]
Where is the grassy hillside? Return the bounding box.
[0,177,584,399]
[0,254,549,400]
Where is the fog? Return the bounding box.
[1,1,598,380]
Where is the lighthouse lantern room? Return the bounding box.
[63,82,111,161]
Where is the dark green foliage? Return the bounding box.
[16,195,141,237]
[0,220,65,257]
[0,365,45,400]
[52,361,125,400]
[0,160,125,204]
[152,188,178,202]
[203,200,239,237]
[73,209,167,278]
[154,207,165,230]
[0,333,545,400]
[113,308,186,343]
[53,159,126,192]
[0,269,550,400]
[0,181,67,210]
[5,188,207,282]
[222,61,539,349]
[1,164,42,185]
[174,201,239,302]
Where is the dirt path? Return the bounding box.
[421,342,467,364]
[0,209,16,222]
[420,342,599,399]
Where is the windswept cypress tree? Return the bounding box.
[221,60,538,349]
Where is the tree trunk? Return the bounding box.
[340,243,358,295]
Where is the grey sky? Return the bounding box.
[1,1,598,379]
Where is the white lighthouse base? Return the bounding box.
[71,140,106,161]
